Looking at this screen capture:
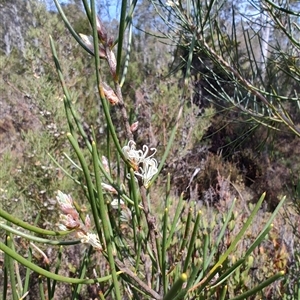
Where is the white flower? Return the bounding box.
[122,141,158,188]
[56,191,81,229]
[122,140,144,167]
[56,191,102,250]
[58,224,68,231]
[135,157,158,188]
[123,141,157,166]
[56,190,73,210]
[110,198,125,209]
[78,232,102,250]
[59,213,80,229]
[140,144,157,160]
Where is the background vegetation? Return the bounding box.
[0,0,300,299]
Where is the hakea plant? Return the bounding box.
[0,0,288,299]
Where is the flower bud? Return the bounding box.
[111,198,125,209]
[79,33,106,58]
[84,214,91,229]
[96,15,108,43]
[102,82,119,105]
[102,155,110,172]
[107,50,117,78]
[130,121,139,132]
[79,33,94,52]
[101,182,117,194]
[98,45,107,59]
[59,213,80,229]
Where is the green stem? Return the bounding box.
[0,208,71,236]
[92,141,121,300]
[120,2,133,87]
[50,246,63,299]
[22,247,32,297]
[190,193,266,293]
[197,198,236,283]
[230,271,285,300]
[3,245,8,299]
[245,196,286,256]
[38,276,46,300]
[0,223,80,245]
[89,0,129,161]
[72,246,93,299]
[162,207,168,295]
[163,273,187,300]
[67,133,103,239]
[81,0,92,23]
[116,0,127,80]
[6,236,18,300]
[166,193,184,248]
[183,211,201,273]
[179,208,193,253]
[52,0,93,55]
[130,168,141,223]
[50,36,93,148]
[0,241,120,284]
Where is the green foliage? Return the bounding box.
[285,248,300,299]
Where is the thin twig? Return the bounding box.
[196,31,300,137]
[114,258,163,300]
[115,83,134,141]
[105,47,133,141]
[140,186,161,275]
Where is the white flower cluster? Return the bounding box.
[76,232,102,250]
[56,191,102,250]
[122,140,158,189]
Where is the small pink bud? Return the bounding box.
[57,191,75,213]
[99,45,107,59]
[60,206,77,216]
[79,33,106,58]
[130,121,139,132]
[101,183,117,194]
[107,37,114,48]
[79,34,94,52]
[102,82,119,105]
[107,50,117,78]
[85,214,91,229]
[59,214,80,229]
[96,16,108,43]
[102,155,110,173]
